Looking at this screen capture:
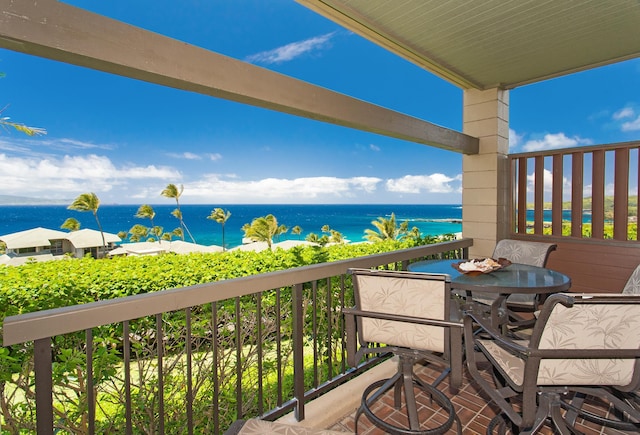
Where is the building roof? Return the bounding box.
[64,229,121,249]
[298,0,640,90]
[109,241,223,256]
[0,227,67,250]
[0,227,121,250]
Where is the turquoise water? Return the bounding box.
[0,204,462,249]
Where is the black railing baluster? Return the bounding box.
[256,293,264,415]
[156,313,165,434]
[312,280,319,387]
[325,277,333,380]
[292,283,304,421]
[339,274,346,374]
[86,328,95,435]
[211,302,220,434]
[186,308,193,435]
[123,321,133,435]
[234,297,242,418]
[276,288,283,406]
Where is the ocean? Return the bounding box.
[0,204,462,249]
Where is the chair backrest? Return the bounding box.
[493,239,557,267]
[532,293,640,389]
[622,264,640,294]
[350,269,451,353]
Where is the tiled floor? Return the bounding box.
[328,361,638,434]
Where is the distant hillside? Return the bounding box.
[0,195,70,205]
[529,196,638,218]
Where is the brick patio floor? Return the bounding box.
[327,361,637,434]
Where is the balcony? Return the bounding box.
[1,1,639,433]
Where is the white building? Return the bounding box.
[0,227,121,265]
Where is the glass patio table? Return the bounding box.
[407,259,572,328]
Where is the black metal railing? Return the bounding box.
[1,239,472,434]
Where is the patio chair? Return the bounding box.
[464,293,640,434]
[345,268,463,434]
[472,239,557,329]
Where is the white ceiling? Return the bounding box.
[298,0,640,90]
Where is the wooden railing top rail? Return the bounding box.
[508,140,640,159]
[2,238,473,346]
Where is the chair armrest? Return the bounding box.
[463,306,530,356]
[343,307,462,329]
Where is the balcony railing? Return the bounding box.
[510,140,640,240]
[1,239,472,435]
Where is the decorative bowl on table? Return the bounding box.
[452,258,511,276]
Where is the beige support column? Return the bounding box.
[462,88,510,258]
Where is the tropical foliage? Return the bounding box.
[60,217,81,232]
[364,212,409,242]
[0,72,47,136]
[242,214,287,249]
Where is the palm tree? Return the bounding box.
[0,103,46,136]
[242,214,285,250]
[135,204,159,243]
[305,233,320,243]
[128,224,149,242]
[276,224,288,242]
[364,212,408,242]
[135,204,155,227]
[171,227,183,240]
[60,217,81,232]
[207,208,232,251]
[329,229,345,244]
[161,183,196,243]
[68,192,106,256]
[291,225,302,240]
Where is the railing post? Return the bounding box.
[292,283,305,421]
[34,337,53,435]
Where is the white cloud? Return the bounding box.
[187,175,382,201]
[0,153,180,198]
[369,144,380,151]
[613,107,635,120]
[385,174,460,194]
[527,168,570,195]
[245,32,336,64]
[522,133,592,152]
[207,153,222,161]
[621,116,640,132]
[167,152,202,160]
[509,128,523,150]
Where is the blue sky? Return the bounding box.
[0,0,639,205]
